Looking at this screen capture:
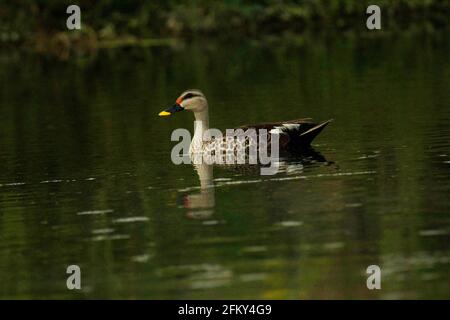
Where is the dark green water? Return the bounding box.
[0,33,449,299]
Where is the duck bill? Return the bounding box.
[158,104,184,117]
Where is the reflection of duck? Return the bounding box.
[159,90,332,155]
[180,150,333,219]
[218,147,334,175]
[182,163,215,219]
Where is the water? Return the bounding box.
[0,33,449,299]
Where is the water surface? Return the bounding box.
[0,33,449,299]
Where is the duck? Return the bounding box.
[158,89,332,157]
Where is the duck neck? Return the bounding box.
[191,109,209,152]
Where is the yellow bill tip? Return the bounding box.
[158,111,171,117]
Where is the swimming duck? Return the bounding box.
[159,89,332,156]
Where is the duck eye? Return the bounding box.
[182,93,199,101]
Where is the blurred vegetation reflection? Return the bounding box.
[1,1,449,57]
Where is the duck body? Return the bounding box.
[192,118,332,161]
[159,89,332,159]
[237,118,332,151]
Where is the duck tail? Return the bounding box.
[298,119,333,146]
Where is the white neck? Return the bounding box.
[190,109,209,153]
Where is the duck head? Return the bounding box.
[159,89,208,116]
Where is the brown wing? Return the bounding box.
[237,118,314,131]
[236,118,332,148]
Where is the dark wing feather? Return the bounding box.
[237,118,314,131]
[236,118,333,149]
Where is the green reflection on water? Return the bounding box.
[0,33,449,299]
